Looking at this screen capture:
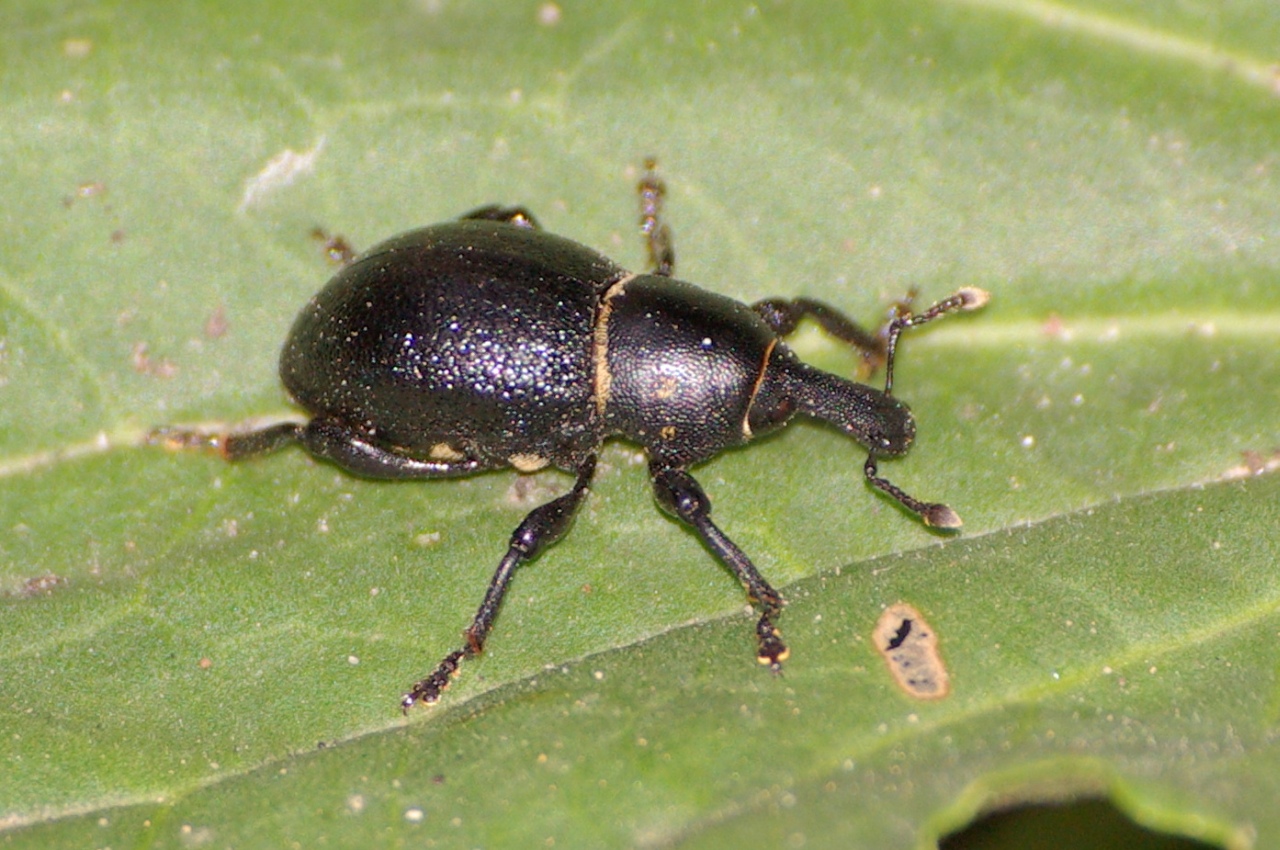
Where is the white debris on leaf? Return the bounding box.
[238,137,326,211]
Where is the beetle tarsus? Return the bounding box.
[402,648,468,712]
[146,422,316,462]
[310,227,356,266]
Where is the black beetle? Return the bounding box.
[154,162,986,710]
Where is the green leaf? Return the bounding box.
[2,0,1278,847]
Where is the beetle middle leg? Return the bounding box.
[649,464,788,671]
[402,454,599,710]
[638,158,675,277]
[310,227,357,266]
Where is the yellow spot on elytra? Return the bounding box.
[429,443,465,461]
[509,453,550,472]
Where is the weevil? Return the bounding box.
[154,162,987,710]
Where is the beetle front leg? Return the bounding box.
[402,454,599,710]
[752,297,897,375]
[649,465,788,671]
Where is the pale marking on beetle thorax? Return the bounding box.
[653,375,679,400]
[592,273,638,416]
[740,337,778,440]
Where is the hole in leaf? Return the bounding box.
[940,797,1221,850]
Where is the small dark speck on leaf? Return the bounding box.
[886,618,912,650]
[10,574,67,597]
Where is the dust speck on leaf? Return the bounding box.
[1221,447,1280,480]
[62,38,92,59]
[537,3,561,26]
[204,306,229,339]
[10,574,67,597]
[63,181,106,207]
[506,472,563,507]
[131,341,178,378]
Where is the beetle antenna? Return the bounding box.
[865,454,962,529]
[865,287,988,529]
[882,287,988,395]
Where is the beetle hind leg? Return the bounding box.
[649,465,788,672]
[402,454,598,710]
[148,421,304,461]
[150,417,491,479]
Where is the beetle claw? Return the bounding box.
[756,617,789,672]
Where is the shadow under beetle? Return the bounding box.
[154,162,987,711]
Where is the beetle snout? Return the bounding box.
[865,397,915,457]
[784,361,918,458]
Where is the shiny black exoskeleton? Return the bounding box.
[155,163,986,710]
